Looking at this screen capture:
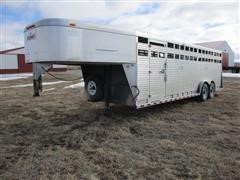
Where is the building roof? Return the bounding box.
[195,41,227,48]
[195,41,233,53]
[0,46,25,54]
[0,47,24,55]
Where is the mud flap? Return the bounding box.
[220,73,223,88]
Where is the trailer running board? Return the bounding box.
[137,93,200,109]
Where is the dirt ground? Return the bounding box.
[0,71,239,179]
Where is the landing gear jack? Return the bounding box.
[33,75,42,96]
[32,63,52,97]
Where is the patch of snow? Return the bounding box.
[222,73,240,78]
[42,88,56,92]
[0,73,32,81]
[43,81,67,86]
[64,81,85,89]
[1,81,67,89]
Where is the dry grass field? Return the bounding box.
[0,71,239,179]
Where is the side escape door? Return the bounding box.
[149,40,167,102]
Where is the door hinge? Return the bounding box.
[149,70,152,74]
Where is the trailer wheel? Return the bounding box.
[209,82,215,99]
[200,83,209,101]
[85,77,103,101]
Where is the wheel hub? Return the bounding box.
[87,81,97,96]
[210,84,215,98]
[203,86,208,100]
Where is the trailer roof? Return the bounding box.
[136,32,222,53]
[25,18,136,36]
[25,18,222,53]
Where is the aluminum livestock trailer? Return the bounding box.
[24,18,223,109]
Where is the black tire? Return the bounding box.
[200,83,209,101]
[85,76,104,101]
[209,82,215,99]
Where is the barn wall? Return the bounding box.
[0,69,18,74]
[18,54,32,72]
[222,53,229,69]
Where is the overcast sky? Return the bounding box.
[1,0,239,61]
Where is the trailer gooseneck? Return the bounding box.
[24,18,223,109]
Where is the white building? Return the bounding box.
[0,47,67,74]
[195,41,235,67]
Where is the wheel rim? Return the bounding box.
[87,81,97,96]
[210,84,215,97]
[202,86,208,100]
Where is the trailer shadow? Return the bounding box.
[41,96,199,137]
[5,95,200,132]
[109,97,199,117]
